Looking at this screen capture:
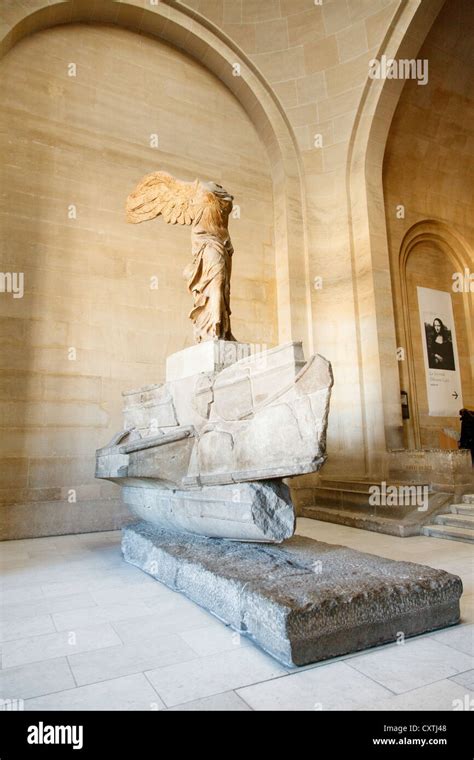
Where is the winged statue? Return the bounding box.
[126,171,236,344]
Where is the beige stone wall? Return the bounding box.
[2,0,467,538]
[182,0,408,477]
[383,0,474,449]
[0,22,275,538]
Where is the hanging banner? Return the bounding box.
[417,286,463,417]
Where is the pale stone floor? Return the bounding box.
[0,518,473,711]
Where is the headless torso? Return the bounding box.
[185,222,235,343]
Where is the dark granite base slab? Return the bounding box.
[122,521,463,667]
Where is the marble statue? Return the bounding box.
[126,171,235,343]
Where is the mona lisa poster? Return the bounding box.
[417,286,463,417]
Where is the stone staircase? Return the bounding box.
[422,494,474,543]
[293,478,452,537]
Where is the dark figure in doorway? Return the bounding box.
[427,318,455,371]
[459,408,474,464]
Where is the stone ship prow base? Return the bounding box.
[96,341,332,542]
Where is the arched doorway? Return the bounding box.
[399,222,474,448]
[383,0,474,453]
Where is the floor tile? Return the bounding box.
[460,595,474,625]
[450,669,474,690]
[168,690,251,711]
[430,624,473,656]
[90,581,174,606]
[24,673,164,711]
[24,547,97,562]
[68,635,197,686]
[0,657,75,700]
[112,605,215,643]
[0,559,114,590]
[236,661,392,711]
[52,601,159,631]
[347,638,473,694]
[0,614,55,643]
[1,623,121,668]
[357,679,474,711]
[0,545,30,561]
[2,593,97,622]
[0,587,45,605]
[40,566,156,598]
[145,647,287,707]
[76,531,120,545]
[179,624,252,657]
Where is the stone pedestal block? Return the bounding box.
[165,340,253,382]
[122,522,463,667]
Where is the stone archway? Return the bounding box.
[0,0,311,351]
[399,220,474,448]
[345,0,447,476]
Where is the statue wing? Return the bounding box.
[126,171,200,226]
